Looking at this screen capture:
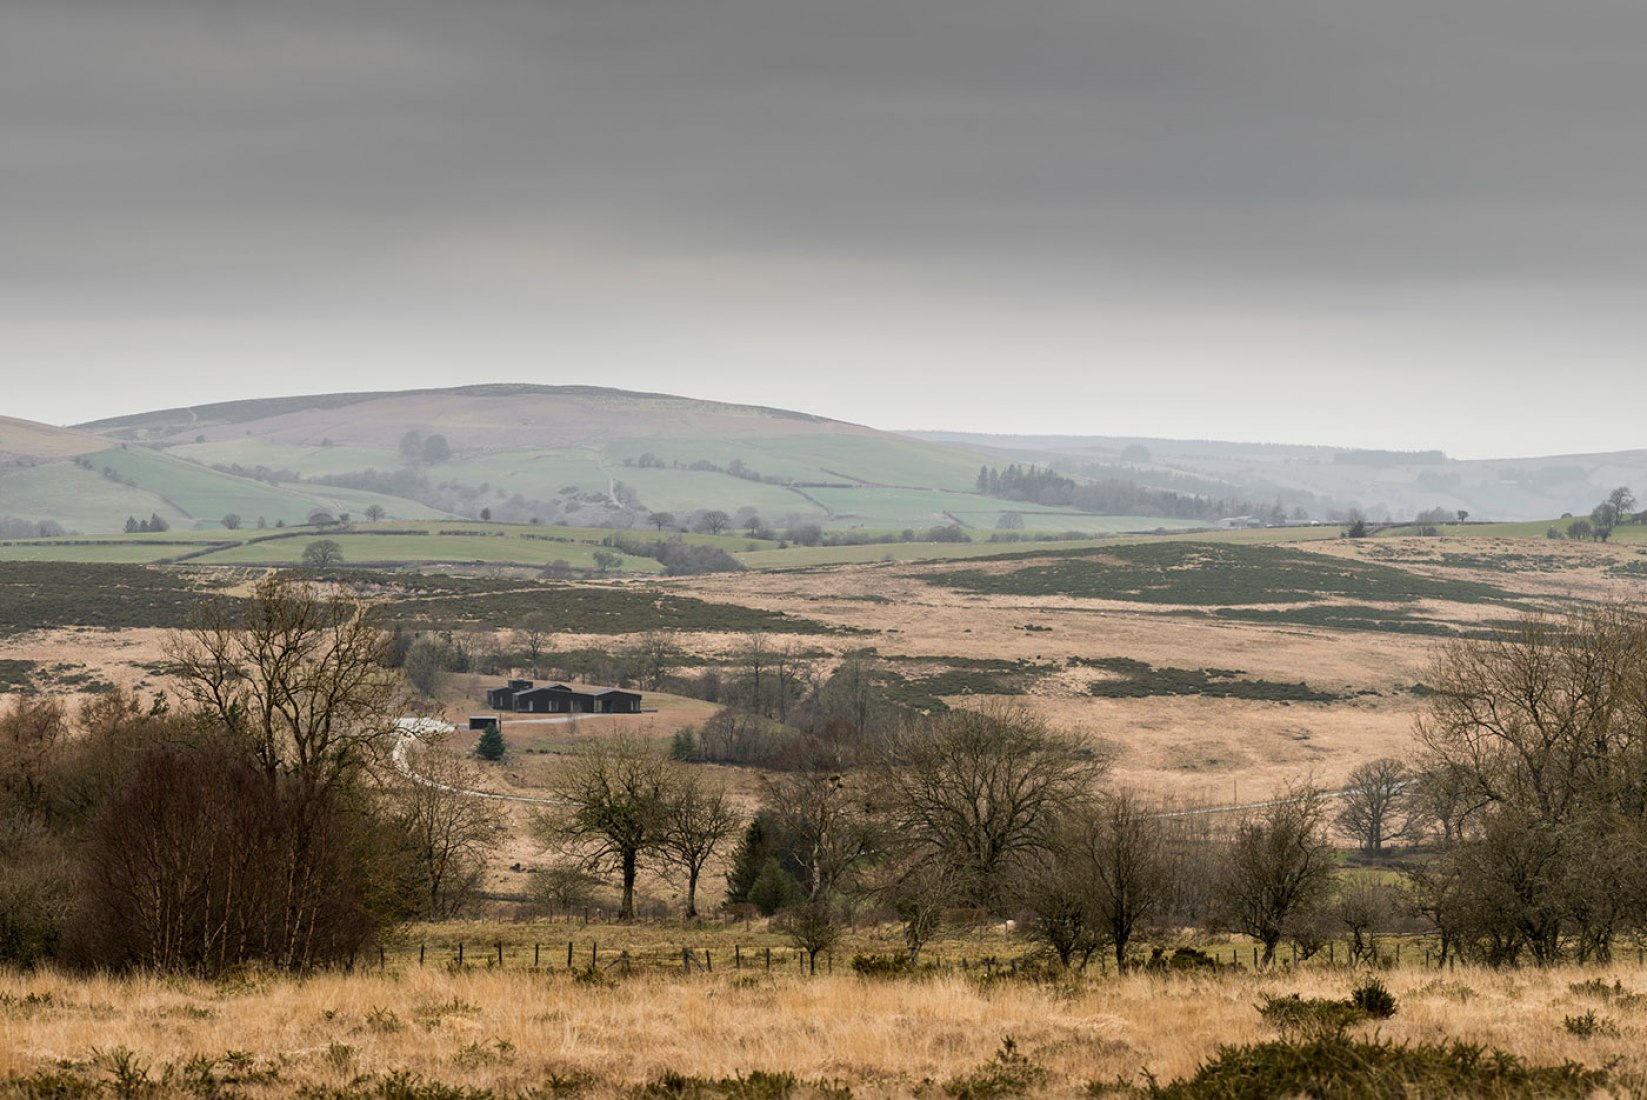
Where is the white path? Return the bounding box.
[390,713,627,807]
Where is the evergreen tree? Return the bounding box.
[475,726,505,761]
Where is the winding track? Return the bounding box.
[392,714,633,806]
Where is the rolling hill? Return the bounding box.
[56,384,1148,536]
[911,431,1647,524]
[4,385,1637,542]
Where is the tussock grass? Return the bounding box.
[3,964,1647,1097]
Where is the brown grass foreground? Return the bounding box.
[3,963,1646,1097]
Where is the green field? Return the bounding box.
[94,447,446,527]
[0,540,219,563]
[188,533,663,572]
[166,438,403,478]
[0,461,190,534]
[0,521,781,570]
[600,431,986,490]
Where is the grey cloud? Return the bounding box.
[3,0,1646,450]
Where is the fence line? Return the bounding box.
[370,932,1560,976]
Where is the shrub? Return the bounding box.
[1143,1037,1609,1099]
[849,953,939,979]
[943,1037,1047,1100]
[1349,978,1398,1020]
[1256,994,1367,1040]
[1561,1010,1619,1039]
[1144,946,1221,972]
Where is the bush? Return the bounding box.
[1256,994,1366,1040]
[1145,946,1222,972]
[1142,1037,1609,1099]
[1349,978,1397,1020]
[943,1037,1047,1100]
[849,953,939,979]
[1561,1010,1619,1039]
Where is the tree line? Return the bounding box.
[8,579,1647,976]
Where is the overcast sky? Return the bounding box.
[4,1,1645,457]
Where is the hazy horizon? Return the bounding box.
[6,1,1647,459]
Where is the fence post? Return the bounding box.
[735,944,741,970]
[593,942,598,969]
[419,944,425,967]
[379,946,385,971]
[765,947,771,971]
[568,941,574,968]
[1252,946,1258,968]
[707,951,713,972]
[535,943,540,968]
[457,941,464,966]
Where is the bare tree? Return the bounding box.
[1335,758,1414,853]
[870,703,1111,912]
[1083,790,1177,970]
[1608,486,1637,521]
[761,769,878,901]
[658,771,741,918]
[1411,606,1647,963]
[1333,878,1400,966]
[540,739,674,920]
[392,741,506,919]
[1214,782,1336,967]
[620,630,684,691]
[518,612,554,673]
[164,574,401,791]
[777,899,841,972]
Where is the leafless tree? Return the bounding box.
[1214,782,1336,967]
[778,898,841,972]
[870,703,1111,912]
[1083,790,1177,970]
[761,769,879,901]
[164,574,401,791]
[1335,757,1415,853]
[620,630,685,691]
[518,612,554,673]
[540,738,674,920]
[392,741,506,919]
[658,771,741,917]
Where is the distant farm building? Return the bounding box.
[488,681,643,715]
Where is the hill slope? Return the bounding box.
[67,385,1059,534]
[911,431,1647,523]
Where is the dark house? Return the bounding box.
[484,679,644,715]
[513,685,598,714]
[595,689,642,714]
[469,715,500,732]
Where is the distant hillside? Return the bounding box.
[908,431,1647,523]
[15,385,1631,539]
[47,385,1133,537]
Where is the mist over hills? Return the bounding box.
[0,385,1637,536]
[913,431,1647,528]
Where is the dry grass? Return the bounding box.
[4,963,1647,1096]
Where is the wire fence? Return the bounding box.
[365,933,1600,977]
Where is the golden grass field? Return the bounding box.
[8,536,1647,1093]
[5,960,1647,1096]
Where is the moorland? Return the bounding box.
[7,389,1647,1097]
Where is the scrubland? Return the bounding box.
[4,961,1647,1096]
